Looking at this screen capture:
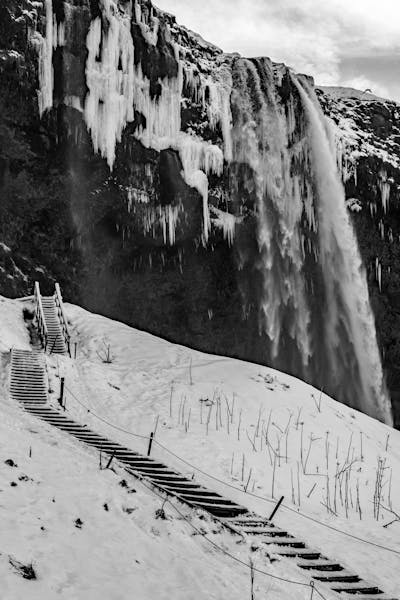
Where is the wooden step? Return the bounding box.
[298,560,344,571]
[277,549,322,559]
[262,537,306,548]
[332,584,383,594]
[235,526,284,534]
[312,573,361,583]
[339,596,397,600]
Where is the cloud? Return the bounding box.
[154,0,400,101]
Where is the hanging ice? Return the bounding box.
[37,0,65,115]
[82,0,229,240]
[378,170,391,214]
[85,0,136,169]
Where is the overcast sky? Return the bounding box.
[155,0,400,102]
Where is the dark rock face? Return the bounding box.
[0,1,399,426]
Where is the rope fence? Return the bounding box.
[63,384,400,558]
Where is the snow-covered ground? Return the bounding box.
[1,295,400,598]
[317,86,393,104]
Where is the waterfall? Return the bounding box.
[34,2,393,424]
[230,58,392,425]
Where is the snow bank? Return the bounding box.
[0,296,321,600]
[50,301,400,598]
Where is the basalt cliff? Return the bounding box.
[1,0,399,426]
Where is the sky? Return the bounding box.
[154,0,400,102]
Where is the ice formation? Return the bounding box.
[378,170,391,213]
[37,0,65,115]
[85,1,136,169]
[35,0,232,241]
[82,0,231,240]
[376,258,383,292]
[134,2,160,46]
[210,208,240,246]
[141,204,180,246]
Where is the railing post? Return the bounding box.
[268,496,285,522]
[147,432,154,457]
[34,281,48,351]
[54,283,71,355]
[58,377,65,409]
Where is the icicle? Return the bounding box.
[64,95,83,112]
[141,204,180,246]
[379,220,385,240]
[37,0,66,116]
[202,67,233,161]
[211,207,241,246]
[378,170,391,214]
[53,14,65,48]
[376,258,382,292]
[37,0,54,115]
[85,1,136,169]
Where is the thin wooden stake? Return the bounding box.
[106,451,116,470]
[250,557,255,600]
[244,468,252,493]
[169,383,174,418]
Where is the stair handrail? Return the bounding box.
[54,283,71,357]
[34,281,48,351]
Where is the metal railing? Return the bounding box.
[54,282,71,357]
[34,281,48,351]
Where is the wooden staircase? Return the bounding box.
[41,296,68,354]
[34,282,71,356]
[9,349,47,407]
[223,516,397,598]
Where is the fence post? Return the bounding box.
[58,377,65,409]
[147,432,154,457]
[268,495,284,522]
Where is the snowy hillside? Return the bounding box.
[317,86,395,104]
[1,294,400,598]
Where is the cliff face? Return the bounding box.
[0,0,399,426]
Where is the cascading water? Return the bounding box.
[296,79,392,425]
[230,57,392,425]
